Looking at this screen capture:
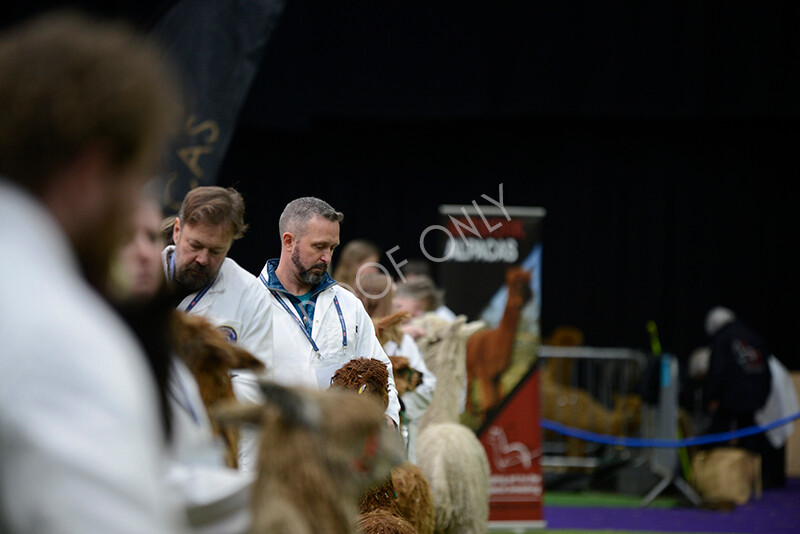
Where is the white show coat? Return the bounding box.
[163,247,273,473]
[162,246,273,371]
[257,260,400,423]
[755,355,799,449]
[0,179,185,533]
[383,333,437,463]
[383,334,437,420]
[166,360,254,534]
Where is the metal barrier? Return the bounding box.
[539,345,647,469]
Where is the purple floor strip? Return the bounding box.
[544,478,800,533]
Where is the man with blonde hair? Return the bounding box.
[0,10,185,533]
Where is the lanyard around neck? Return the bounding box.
[261,273,348,354]
[169,251,216,313]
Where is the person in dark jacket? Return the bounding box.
[701,306,785,488]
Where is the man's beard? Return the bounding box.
[292,248,327,287]
[173,260,215,294]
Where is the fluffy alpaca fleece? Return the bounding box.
[214,381,405,534]
[332,357,433,534]
[358,509,418,534]
[414,315,485,431]
[392,462,435,534]
[330,357,391,410]
[170,310,265,468]
[329,359,398,523]
[413,314,490,534]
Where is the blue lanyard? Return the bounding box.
[261,273,348,353]
[333,295,348,349]
[169,252,216,313]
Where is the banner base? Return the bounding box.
[489,519,547,531]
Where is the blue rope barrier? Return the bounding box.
[540,411,800,448]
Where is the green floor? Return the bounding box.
[544,491,682,509]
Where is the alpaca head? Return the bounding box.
[415,314,486,380]
[505,266,532,308]
[170,311,265,402]
[213,381,405,499]
[389,356,422,395]
[329,357,391,410]
[388,356,423,397]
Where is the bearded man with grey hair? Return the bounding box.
[257,197,400,430]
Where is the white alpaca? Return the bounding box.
[414,314,490,534]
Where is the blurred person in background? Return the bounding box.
[394,274,458,340]
[695,306,797,489]
[331,237,382,293]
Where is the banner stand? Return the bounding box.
[437,202,546,528]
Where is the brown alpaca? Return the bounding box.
[388,356,423,397]
[373,310,411,346]
[358,509,418,534]
[391,462,435,534]
[465,266,532,415]
[330,357,391,411]
[213,382,404,534]
[541,325,641,456]
[331,358,432,534]
[170,311,265,468]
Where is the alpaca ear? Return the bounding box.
[463,320,488,338]
[447,316,468,337]
[229,345,266,372]
[258,381,322,431]
[379,310,410,328]
[210,400,264,427]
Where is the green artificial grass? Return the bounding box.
[544,490,683,509]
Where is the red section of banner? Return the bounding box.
[478,368,544,523]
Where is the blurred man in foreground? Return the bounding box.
[0,11,185,533]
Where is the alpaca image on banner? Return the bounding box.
[486,426,533,471]
[464,244,541,424]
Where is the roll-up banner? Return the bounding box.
[436,200,546,529]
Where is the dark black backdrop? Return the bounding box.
[4,2,798,368]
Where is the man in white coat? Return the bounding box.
[257,197,401,433]
[0,11,185,533]
[164,186,273,373]
[116,192,254,533]
[162,186,273,470]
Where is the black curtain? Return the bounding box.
[217,1,799,367]
[5,2,797,368]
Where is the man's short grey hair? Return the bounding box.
[279,197,344,237]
